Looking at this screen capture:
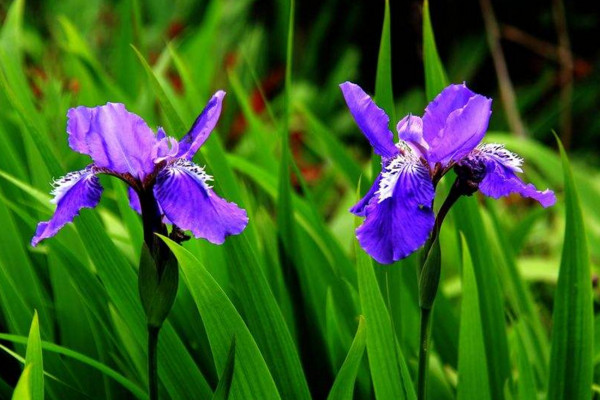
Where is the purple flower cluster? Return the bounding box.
[341,82,556,264]
[32,91,248,247]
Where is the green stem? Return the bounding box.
[417,307,432,400]
[148,325,160,400]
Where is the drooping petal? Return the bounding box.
[32,167,103,246]
[422,83,492,167]
[356,155,435,264]
[349,173,382,217]
[397,114,428,158]
[340,82,398,159]
[154,159,248,244]
[177,91,226,160]
[128,186,142,214]
[66,103,157,179]
[477,144,556,207]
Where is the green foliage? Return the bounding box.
[0,0,596,399]
[547,139,593,400]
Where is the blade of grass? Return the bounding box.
[452,197,511,400]
[457,235,491,400]
[24,312,44,400]
[547,138,593,400]
[355,219,415,400]
[422,0,449,101]
[211,338,236,400]
[160,236,282,399]
[0,334,147,399]
[327,315,367,400]
[11,365,32,400]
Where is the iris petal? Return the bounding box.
[478,144,556,207]
[128,186,142,214]
[154,160,248,244]
[422,84,492,167]
[67,103,157,179]
[397,115,428,158]
[177,91,226,160]
[31,167,103,246]
[356,156,435,264]
[340,82,398,159]
[349,174,382,217]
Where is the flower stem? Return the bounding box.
[417,307,432,400]
[148,325,160,400]
[417,176,465,400]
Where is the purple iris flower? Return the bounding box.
[32,91,248,247]
[341,82,556,264]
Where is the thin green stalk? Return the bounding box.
[417,176,465,400]
[148,326,160,400]
[417,308,432,400]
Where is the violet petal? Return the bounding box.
[67,103,157,179]
[154,160,248,244]
[478,144,556,207]
[356,156,435,264]
[350,173,383,217]
[423,84,492,167]
[177,91,226,160]
[340,82,398,159]
[31,167,103,246]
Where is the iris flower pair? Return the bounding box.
[32,83,555,267]
[32,91,248,247]
[340,82,556,264]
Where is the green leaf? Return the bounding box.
[422,0,449,101]
[137,244,179,328]
[131,45,187,134]
[24,312,44,400]
[372,0,395,178]
[547,139,593,400]
[11,365,32,400]
[355,223,415,400]
[277,0,299,274]
[375,0,396,127]
[222,233,311,400]
[514,325,536,400]
[0,334,146,399]
[452,196,510,400]
[327,316,367,400]
[419,236,441,310]
[457,235,491,400]
[159,236,281,399]
[212,337,236,400]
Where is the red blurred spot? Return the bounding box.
[167,20,185,40]
[68,78,81,95]
[573,58,593,79]
[167,71,184,94]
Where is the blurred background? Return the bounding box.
[13,0,600,153]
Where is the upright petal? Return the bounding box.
[154,159,248,244]
[32,167,103,246]
[356,156,435,264]
[397,115,428,158]
[177,91,226,160]
[67,103,157,179]
[152,136,180,164]
[349,173,382,217]
[477,144,556,207]
[422,84,492,167]
[340,82,398,159]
